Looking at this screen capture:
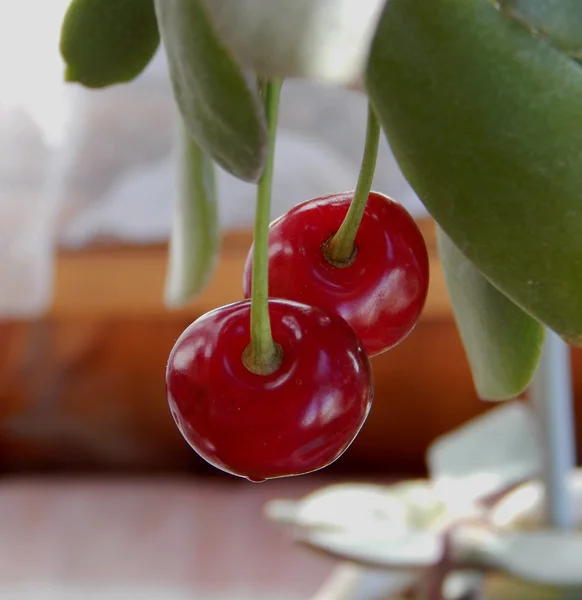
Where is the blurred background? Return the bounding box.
[1,1,582,598]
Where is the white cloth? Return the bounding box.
[0,2,426,317]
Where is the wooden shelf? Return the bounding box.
[51,219,453,320]
[14,218,574,476]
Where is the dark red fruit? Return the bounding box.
[243,192,429,356]
[166,299,373,482]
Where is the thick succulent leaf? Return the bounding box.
[312,563,421,600]
[451,524,582,586]
[265,481,464,535]
[490,469,582,529]
[484,575,582,600]
[428,401,543,502]
[200,0,384,86]
[366,0,582,344]
[499,0,582,59]
[266,484,413,532]
[154,0,267,182]
[437,229,545,400]
[164,120,219,307]
[60,0,160,88]
[299,527,441,569]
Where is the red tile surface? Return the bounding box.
[0,476,345,599]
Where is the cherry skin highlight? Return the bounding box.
[243,192,429,356]
[166,299,373,482]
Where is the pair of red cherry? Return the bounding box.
[166,191,429,482]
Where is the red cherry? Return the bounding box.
[166,299,373,482]
[243,192,429,356]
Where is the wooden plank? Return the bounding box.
[6,220,582,474]
[51,220,451,319]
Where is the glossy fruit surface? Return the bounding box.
[243,192,429,356]
[166,299,373,482]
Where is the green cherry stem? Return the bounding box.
[325,102,381,266]
[243,79,283,376]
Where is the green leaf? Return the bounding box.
[366,0,582,345]
[154,0,267,182]
[498,0,582,59]
[60,0,160,88]
[437,229,544,400]
[164,119,219,308]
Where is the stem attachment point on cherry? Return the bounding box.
[243,79,283,376]
[325,103,381,266]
